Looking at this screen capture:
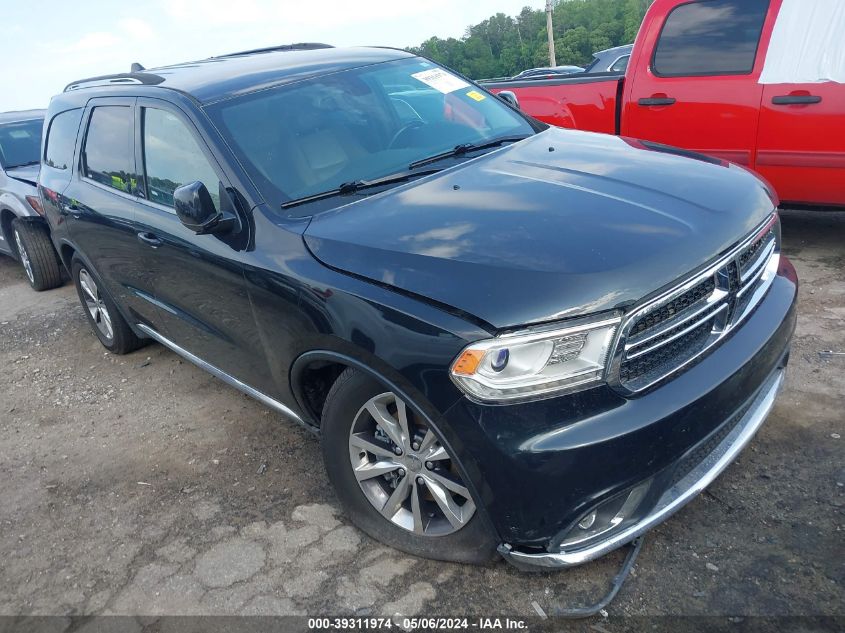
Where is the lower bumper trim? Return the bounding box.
[499,368,785,569]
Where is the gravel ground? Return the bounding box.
[0,209,842,622]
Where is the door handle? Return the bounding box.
[61,203,81,219]
[137,232,163,248]
[772,95,822,105]
[638,97,676,106]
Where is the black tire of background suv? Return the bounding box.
[70,255,146,355]
[320,367,499,565]
[12,219,63,291]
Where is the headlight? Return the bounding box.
[449,315,621,403]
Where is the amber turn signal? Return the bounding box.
[452,349,484,375]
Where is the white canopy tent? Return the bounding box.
[759,0,845,84]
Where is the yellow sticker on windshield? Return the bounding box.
[466,90,486,102]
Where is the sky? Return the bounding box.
[1,0,540,112]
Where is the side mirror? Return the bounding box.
[173,181,235,235]
[497,90,520,110]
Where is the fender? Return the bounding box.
[290,349,502,542]
[0,192,36,218]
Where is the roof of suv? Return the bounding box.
[0,109,46,124]
[62,46,416,105]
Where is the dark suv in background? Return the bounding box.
[40,45,796,569]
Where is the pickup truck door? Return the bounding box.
[755,0,845,207]
[622,0,774,169]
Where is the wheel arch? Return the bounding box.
[58,240,77,271]
[290,349,499,541]
[291,349,444,429]
[66,248,147,339]
[0,207,19,257]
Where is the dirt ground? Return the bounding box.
[0,209,842,622]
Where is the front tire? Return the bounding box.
[11,219,63,291]
[71,256,144,354]
[321,368,497,564]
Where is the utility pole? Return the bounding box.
[546,0,556,67]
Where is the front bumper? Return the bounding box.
[442,258,797,568]
[498,366,785,569]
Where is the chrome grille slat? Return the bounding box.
[626,288,728,351]
[612,214,780,393]
[738,240,776,296]
[740,235,776,284]
[628,276,716,339]
[626,303,728,361]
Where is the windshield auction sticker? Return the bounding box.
[411,68,470,93]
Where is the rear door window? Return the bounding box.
[81,106,135,193]
[653,0,770,77]
[141,107,220,210]
[44,109,83,171]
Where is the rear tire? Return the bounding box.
[71,256,145,354]
[11,219,63,291]
[321,367,498,565]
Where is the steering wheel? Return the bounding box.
[388,120,426,149]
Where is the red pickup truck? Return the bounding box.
[484,0,845,209]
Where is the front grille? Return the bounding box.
[615,215,779,393]
[629,277,716,337]
[740,228,776,278]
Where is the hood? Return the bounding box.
[304,128,775,330]
[4,164,40,187]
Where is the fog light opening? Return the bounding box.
[560,480,651,549]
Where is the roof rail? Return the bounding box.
[212,43,334,59]
[63,72,165,93]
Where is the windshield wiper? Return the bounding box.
[5,160,39,169]
[281,167,444,210]
[408,135,530,170]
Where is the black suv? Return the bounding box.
[40,45,797,569]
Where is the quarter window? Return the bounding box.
[610,56,629,73]
[82,106,135,193]
[44,109,82,170]
[141,108,220,210]
[653,0,769,77]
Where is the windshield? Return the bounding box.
[0,118,43,169]
[207,57,535,214]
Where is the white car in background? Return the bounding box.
[0,109,64,291]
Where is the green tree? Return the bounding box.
[408,0,654,80]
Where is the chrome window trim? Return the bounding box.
[608,213,780,394]
[81,176,139,202]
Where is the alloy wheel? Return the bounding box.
[78,269,114,340]
[348,392,475,536]
[14,229,34,284]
